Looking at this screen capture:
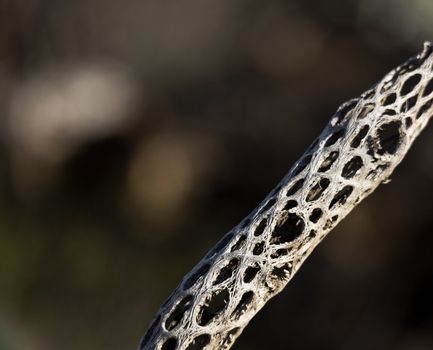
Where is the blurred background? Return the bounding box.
[1,0,433,349]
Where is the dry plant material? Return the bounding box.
[139,43,433,350]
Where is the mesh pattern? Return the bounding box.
[139,42,433,350]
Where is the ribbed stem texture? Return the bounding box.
[139,43,433,350]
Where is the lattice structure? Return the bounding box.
[138,43,433,350]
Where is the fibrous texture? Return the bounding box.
[138,43,433,350]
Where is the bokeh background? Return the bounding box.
[1,0,433,349]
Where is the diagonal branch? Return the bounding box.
[138,42,433,350]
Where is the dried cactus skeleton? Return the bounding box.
[138,43,433,350]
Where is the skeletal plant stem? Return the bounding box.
[139,43,433,350]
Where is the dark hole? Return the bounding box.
[383,108,397,116]
[221,328,241,348]
[286,178,305,196]
[306,178,330,202]
[197,289,230,326]
[183,264,211,290]
[334,99,357,124]
[254,217,267,236]
[231,291,254,321]
[416,98,433,119]
[400,95,418,112]
[366,136,375,158]
[230,234,247,252]
[400,73,421,96]
[325,128,345,147]
[292,154,312,176]
[252,242,265,255]
[405,117,413,128]
[332,215,339,222]
[283,200,298,211]
[381,92,397,106]
[165,295,193,331]
[271,264,291,281]
[258,198,276,215]
[309,208,323,223]
[270,248,290,259]
[318,151,339,172]
[341,156,363,178]
[377,121,402,155]
[423,78,433,96]
[213,259,239,285]
[140,315,161,348]
[161,337,177,350]
[243,265,261,283]
[329,186,353,209]
[350,125,370,148]
[357,103,375,119]
[270,213,305,244]
[185,334,211,350]
[309,230,317,238]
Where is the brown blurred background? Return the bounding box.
[1,0,433,349]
